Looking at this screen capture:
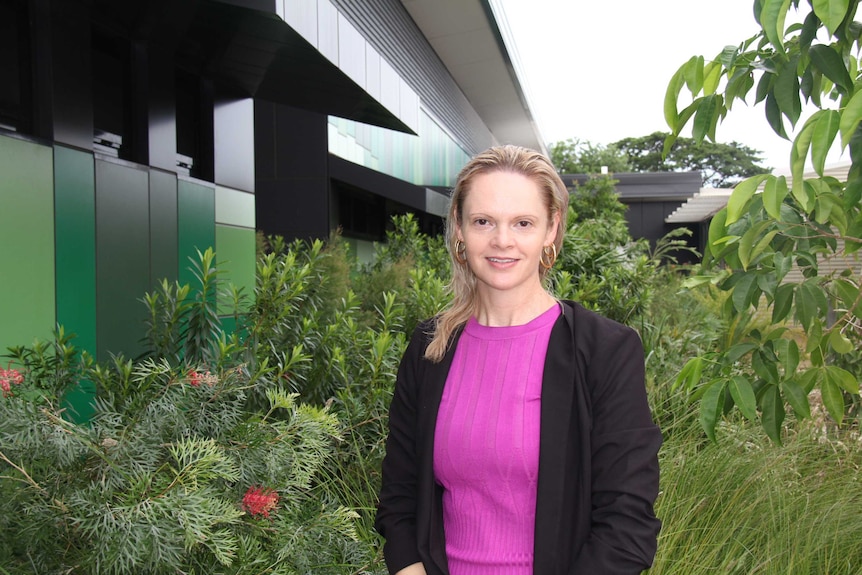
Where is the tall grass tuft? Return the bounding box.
[653,420,862,574]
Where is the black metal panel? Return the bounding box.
[332,0,493,154]
[48,0,93,150]
[254,101,330,241]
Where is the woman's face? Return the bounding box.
[456,170,558,299]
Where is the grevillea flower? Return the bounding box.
[187,370,217,387]
[188,370,202,387]
[0,366,24,398]
[242,486,279,518]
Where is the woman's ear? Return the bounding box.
[547,211,561,243]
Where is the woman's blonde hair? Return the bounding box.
[424,144,569,362]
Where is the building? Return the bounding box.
[561,171,715,263]
[0,0,544,374]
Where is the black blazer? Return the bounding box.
[375,301,662,574]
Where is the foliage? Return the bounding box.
[551,176,696,325]
[0,355,368,573]
[613,131,771,188]
[4,208,862,573]
[652,418,862,574]
[566,174,629,222]
[548,137,632,174]
[667,0,862,442]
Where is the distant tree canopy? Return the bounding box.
[548,138,632,175]
[549,132,771,188]
[613,131,771,188]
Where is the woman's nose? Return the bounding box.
[491,226,513,247]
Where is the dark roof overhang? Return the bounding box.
[93,0,414,134]
[329,154,450,217]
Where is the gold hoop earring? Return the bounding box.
[453,239,467,265]
[540,244,557,270]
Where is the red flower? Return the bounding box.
[242,486,279,518]
[187,370,216,387]
[0,366,24,398]
[188,370,202,387]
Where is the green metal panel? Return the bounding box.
[95,159,150,362]
[0,135,56,355]
[215,224,256,315]
[150,170,179,287]
[54,146,98,424]
[177,179,215,287]
[53,145,97,355]
[215,186,255,228]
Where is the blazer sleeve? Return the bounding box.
[375,324,428,574]
[571,318,662,574]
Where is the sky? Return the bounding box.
[498,0,845,172]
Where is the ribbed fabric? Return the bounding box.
[433,304,560,575]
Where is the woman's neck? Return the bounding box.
[474,288,557,327]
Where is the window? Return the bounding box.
[0,0,32,134]
[176,68,214,181]
[92,28,133,159]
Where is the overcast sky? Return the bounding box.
[498,0,845,171]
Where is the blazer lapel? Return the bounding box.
[533,304,577,574]
[417,328,461,575]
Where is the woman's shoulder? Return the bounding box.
[559,300,641,343]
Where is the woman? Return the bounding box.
[375,145,661,575]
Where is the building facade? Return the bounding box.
[0,0,543,373]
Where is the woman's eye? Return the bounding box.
[474,218,489,226]
[516,220,532,228]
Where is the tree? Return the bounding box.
[668,0,862,443]
[614,131,771,188]
[548,138,631,174]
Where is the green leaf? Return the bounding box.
[759,0,792,54]
[811,110,840,175]
[693,94,718,142]
[684,55,706,94]
[820,375,846,424]
[766,92,789,139]
[674,356,704,392]
[829,328,854,354]
[812,0,850,36]
[775,57,802,126]
[703,60,723,96]
[840,88,862,148]
[772,282,795,323]
[773,251,792,283]
[774,337,800,376]
[729,375,758,421]
[700,380,727,442]
[791,120,817,211]
[753,349,780,384]
[760,384,785,444]
[732,272,759,312]
[727,175,770,225]
[834,277,862,316]
[814,191,837,224]
[762,176,788,220]
[665,67,686,131]
[781,378,811,419]
[750,230,779,267]
[809,44,854,95]
[826,365,860,394]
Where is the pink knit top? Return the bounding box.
[433,304,560,575]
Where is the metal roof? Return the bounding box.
[401,0,546,154]
[665,188,734,223]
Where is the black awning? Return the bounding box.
[329,154,425,212]
[93,0,414,134]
